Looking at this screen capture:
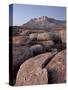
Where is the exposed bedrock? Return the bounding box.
[46,49,66,83]
[15,50,66,85]
[15,52,56,86]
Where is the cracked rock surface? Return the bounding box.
[15,52,56,86]
[46,49,66,83]
[15,50,66,85]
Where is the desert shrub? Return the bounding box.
[30,44,43,56]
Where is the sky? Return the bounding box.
[9,4,66,26]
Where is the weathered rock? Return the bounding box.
[29,33,37,40]
[15,52,56,86]
[46,50,66,84]
[16,67,48,86]
[37,32,62,45]
[37,33,50,41]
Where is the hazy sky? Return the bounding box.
[9,4,66,26]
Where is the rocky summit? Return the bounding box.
[22,16,66,29]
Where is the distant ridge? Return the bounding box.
[22,16,66,29]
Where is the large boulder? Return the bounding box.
[29,33,37,40]
[37,32,62,44]
[46,50,66,84]
[16,67,48,86]
[37,33,50,41]
[15,52,56,86]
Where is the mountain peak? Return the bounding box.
[34,16,48,23]
[37,16,48,20]
[22,16,65,29]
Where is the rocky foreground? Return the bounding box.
[15,50,66,86]
[9,16,66,86]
